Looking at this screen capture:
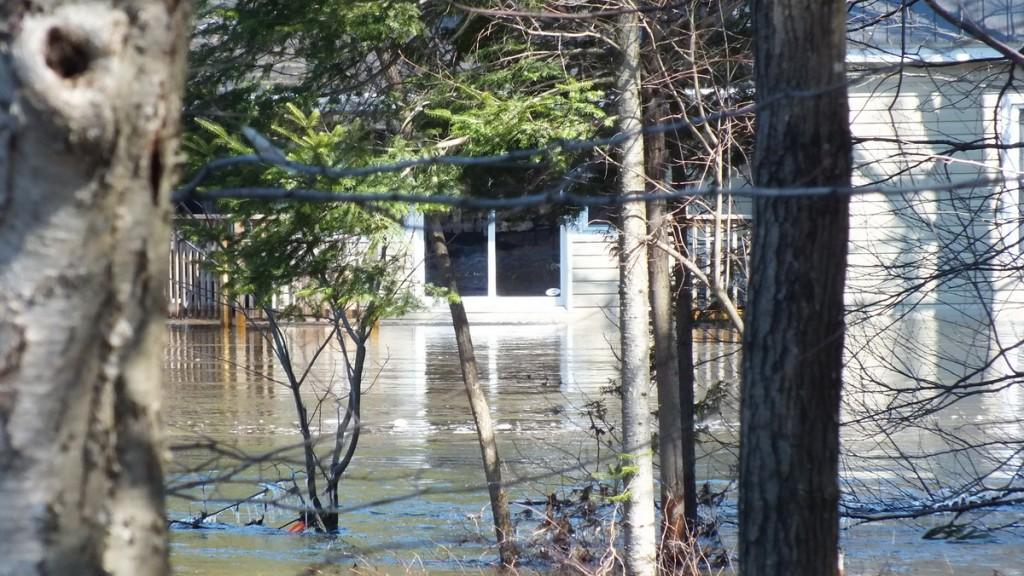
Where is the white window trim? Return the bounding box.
[997,93,1024,255]
[576,206,614,234]
[999,94,1024,178]
[407,211,426,299]
[984,91,1024,319]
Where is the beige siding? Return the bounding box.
[570,232,619,310]
[847,63,1024,315]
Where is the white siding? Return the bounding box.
[569,230,619,312]
[847,63,1024,317]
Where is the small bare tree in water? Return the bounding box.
[181,107,419,531]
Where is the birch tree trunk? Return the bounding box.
[739,0,851,574]
[426,216,517,568]
[617,6,657,576]
[0,2,189,575]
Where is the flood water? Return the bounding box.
[164,313,1024,575]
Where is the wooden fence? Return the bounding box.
[167,226,308,322]
[167,233,225,320]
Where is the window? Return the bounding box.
[423,212,565,301]
[997,94,1024,257]
[581,204,620,230]
[1014,105,1024,254]
[424,220,489,296]
[495,222,561,296]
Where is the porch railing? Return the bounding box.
[684,214,751,312]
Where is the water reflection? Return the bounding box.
[842,308,1024,523]
[165,319,627,574]
[165,326,281,441]
[165,312,1023,575]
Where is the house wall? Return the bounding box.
[564,63,1024,322]
[846,62,1024,318]
[567,228,619,314]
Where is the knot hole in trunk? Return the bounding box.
[45,27,93,79]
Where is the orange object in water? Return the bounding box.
[286,520,306,533]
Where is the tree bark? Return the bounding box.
[264,308,332,532]
[674,261,698,531]
[426,216,517,568]
[738,1,851,575]
[650,198,692,558]
[0,2,189,575]
[644,86,689,551]
[617,8,657,576]
[667,132,699,535]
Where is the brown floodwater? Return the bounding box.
[164,314,1023,575]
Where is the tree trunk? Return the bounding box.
[264,308,331,532]
[327,322,366,531]
[738,0,851,575]
[644,85,688,552]
[0,2,189,575]
[617,8,657,576]
[667,114,701,538]
[650,198,690,557]
[674,261,698,531]
[426,216,517,568]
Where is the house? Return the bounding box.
[400,1,1024,323]
[845,1,1024,319]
